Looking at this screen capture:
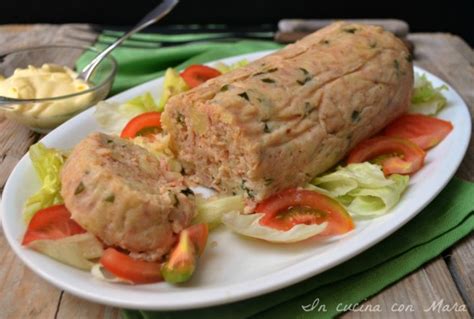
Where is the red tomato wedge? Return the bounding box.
[347,136,426,175]
[100,248,163,284]
[160,224,208,284]
[22,204,85,246]
[180,65,221,88]
[256,189,354,236]
[120,112,161,138]
[186,223,209,256]
[383,114,453,150]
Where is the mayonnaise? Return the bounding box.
[0,64,94,130]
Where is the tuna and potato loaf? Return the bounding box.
[162,22,413,202]
[61,22,412,261]
[60,133,195,261]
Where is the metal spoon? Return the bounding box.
[0,0,179,108]
[78,0,179,81]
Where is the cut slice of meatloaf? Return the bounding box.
[162,22,413,204]
[60,132,195,261]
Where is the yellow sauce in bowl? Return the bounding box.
[0,64,94,131]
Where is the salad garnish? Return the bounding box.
[383,113,453,150]
[347,136,426,175]
[256,189,354,236]
[20,60,453,285]
[312,163,409,216]
[222,211,328,243]
[23,144,66,222]
[410,73,448,115]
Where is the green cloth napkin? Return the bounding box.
[122,177,473,319]
[77,36,282,95]
[78,36,473,318]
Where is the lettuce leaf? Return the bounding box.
[94,101,134,134]
[157,68,189,111]
[94,92,160,134]
[126,92,159,113]
[344,174,409,216]
[312,163,409,216]
[409,73,448,115]
[214,59,249,74]
[194,195,244,229]
[222,211,327,243]
[23,143,66,222]
[312,162,393,196]
[27,233,103,270]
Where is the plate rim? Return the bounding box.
[1,50,471,310]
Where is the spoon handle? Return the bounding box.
[79,0,179,81]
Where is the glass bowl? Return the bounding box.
[0,45,117,133]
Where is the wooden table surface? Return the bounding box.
[0,24,472,319]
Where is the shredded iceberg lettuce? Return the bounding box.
[222,211,327,243]
[214,59,249,74]
[23,143,66,222]
[312,163,409,216]
[157,68,189,111]
[409,73,448,115]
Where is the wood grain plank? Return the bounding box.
[408,33,474,181]
[338,34,474,318]
[341,257,471,319]
[0,24,98,55]
[430,36,474,314]
[445,235,474,315]
[0,113,55,319]
[0,115,38,191]
[409,33,474,111]
[444,34,474,64]
[0,227,61,319]
[0,24,98,319]
[56,293,121,319]
[408,34,474,313]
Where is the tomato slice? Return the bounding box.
[180,65,221,88]
[100,248,162,284]
[383,114,453,150]
[256,189,354,236]
[347,136,426,175]
[120,112,161,139]
[160,223,208,284]
[161,229,196,283]
[186,223,208,256]
[22,204,85,246]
